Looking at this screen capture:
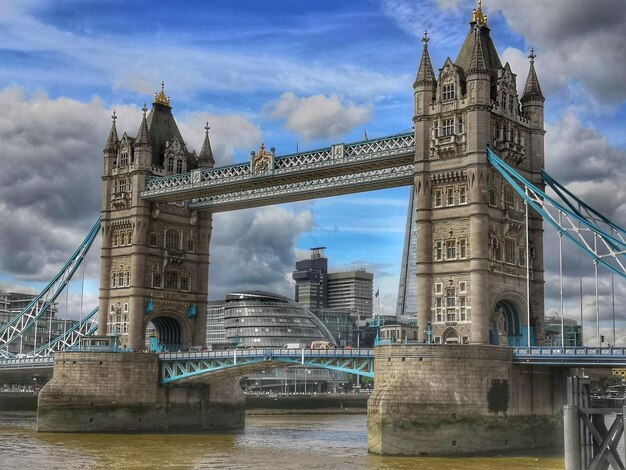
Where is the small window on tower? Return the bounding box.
[176,159,183,174]
[443,119,454,136]
[457,116,464,134]
[459,186,467,205]
[434,189,443,208]
[446,187,455,206]
[443,83,455,101]
[168,158,174,173]
[120,151,128,166]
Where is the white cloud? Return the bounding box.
[208,206,315,300]
[266,92,371,140]
[0,87,262,285]
[489,0,626,102]
[0,3,406,101]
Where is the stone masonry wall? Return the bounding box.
[37,352,245,432]
[368,344,563,456]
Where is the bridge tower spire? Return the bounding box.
[410,1,545,345]
[98,85,211,351]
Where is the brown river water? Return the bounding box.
[0,412,564,469]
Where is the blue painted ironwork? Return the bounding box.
[0,219,101,357]
[159,348,375,384]
[512,346,626,366]
[31,306,99,358]
[488,149,626,280]
[0,356,54,371]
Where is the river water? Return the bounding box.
[0,412,564,469]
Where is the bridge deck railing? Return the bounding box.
[159,348,375,361]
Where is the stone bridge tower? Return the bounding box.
[98,85,214,351]
[413,3,545,345]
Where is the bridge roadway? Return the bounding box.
[140,132,415,211]
[2,347,626,380]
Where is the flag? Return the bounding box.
[375,288,379,298]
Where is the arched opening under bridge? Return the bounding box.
[490,300,529,347]
[146,316,184,352]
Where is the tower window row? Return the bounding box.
[151,270,191,292]
[108,303,129,335]
[149,229,195,252]
[112,229,133,247]
[167,157,185,175]
[113,179,132,194]
[433,287,470,323]
[433,116,464,138]
[490,237,524,266]
[434,238,467,261]
[111,270,130,288]
[434,185,467,208]
[493,122,525,147]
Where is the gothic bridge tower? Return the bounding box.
[98,84,215,350]
[413,2,545,345]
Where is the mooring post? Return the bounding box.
[564,404,581,470]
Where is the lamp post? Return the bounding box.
[427,320,432,344]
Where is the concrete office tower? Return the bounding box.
[327,271,374,326]
[412,8,545,345]
[292,247,328,310]
[98,85,212,350]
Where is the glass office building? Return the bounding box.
[224,291,336,348]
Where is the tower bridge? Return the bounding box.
[1,1,625,463]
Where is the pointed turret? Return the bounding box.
[455,1,501,76]
[104,111,119,152]
[197,122,215,168]
[134,103,152,169]
[467,26,488,75]
[414,31,436,89]
[521,48,544,103]
[135,103,151,147]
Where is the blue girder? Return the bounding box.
[0,219,101,353]
[488,149,626,279]
[159,348,375,384]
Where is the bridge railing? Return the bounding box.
[0,357,54,369]
[159,348,374,361]
[513,346,626,357]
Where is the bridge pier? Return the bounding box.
[368,344,565,456]
[37,352,245,432]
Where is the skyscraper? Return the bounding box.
[396,186,417,317]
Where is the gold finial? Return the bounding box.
[472,0,488,26]
[154,81,171,107]
[259,143,266,157]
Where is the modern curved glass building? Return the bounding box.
[224,291,336,348]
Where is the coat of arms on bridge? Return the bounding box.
[251,143,275,174]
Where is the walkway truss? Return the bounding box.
[488,149,626,281]
[159,349,375,384]
[0,219,101,359]
[141,132,415,211]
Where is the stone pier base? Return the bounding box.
[368,344,565,456]
[37,352,245,433]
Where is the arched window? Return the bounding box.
[176,159,183,174]
[165,229,180,250]
[168,158,174,173]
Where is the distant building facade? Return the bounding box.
[206,300,228,349]
[223,291,335,348]
[292,248,374,346]
[543,315,582,347]
[0,289,79,355]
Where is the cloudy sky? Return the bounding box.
[0,0,625,344]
